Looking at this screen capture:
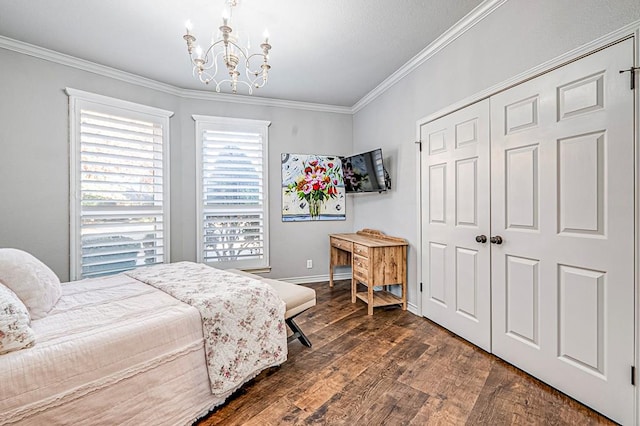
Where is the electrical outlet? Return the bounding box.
[306,259,313,269]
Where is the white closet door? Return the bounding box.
[420,99,491,351]
[490,38,634,424]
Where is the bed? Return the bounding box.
[0,253,288,426]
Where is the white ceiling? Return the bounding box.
[0,0,484,107]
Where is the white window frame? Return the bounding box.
[193,115,271,270]
[67,88,173,280]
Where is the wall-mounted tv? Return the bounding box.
[341,148,390,193]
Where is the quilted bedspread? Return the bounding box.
[125,262,287,395]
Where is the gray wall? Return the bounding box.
[0,48,353,281]
[3,0,639,289]
[352,0,640,310]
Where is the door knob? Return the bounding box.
[490,236,503,245]
[475,235,487,243]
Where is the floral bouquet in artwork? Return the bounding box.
[284,157,343,220]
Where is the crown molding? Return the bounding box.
[0,0,506,116]
[415,18,640,127]
[180,88,352,114]
[0,35,352,115]
[0,36,184,96]
[351,0,508,114]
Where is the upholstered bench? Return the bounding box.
[226,269,316,347]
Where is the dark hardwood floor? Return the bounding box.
[197,280,615,425]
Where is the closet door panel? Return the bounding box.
[421,99,491,352]
[490,38,634,425]
[505,255,539,347]
[505,144,539,230]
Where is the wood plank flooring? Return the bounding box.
[196,280,615,425]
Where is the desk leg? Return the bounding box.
[367,283,373,315]
[329,245,334,287]
[402,278,407,311]
[351,277,356,303]
[329,263,334,288]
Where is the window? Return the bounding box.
[194,115,270,270]
[67,88,172,280]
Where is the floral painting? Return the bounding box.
[281,153,346,221]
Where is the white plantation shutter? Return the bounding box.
[67,89,172,280]
[194,115,270,269]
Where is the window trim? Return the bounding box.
[66,88,173,280]
[193,114,271,269]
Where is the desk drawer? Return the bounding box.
[353,253,369,278]
[330,237,353,252]
[353,253,369,270]
[353,266,369,282]
[353,243,370,258]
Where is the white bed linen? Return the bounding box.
[0,274,227,425]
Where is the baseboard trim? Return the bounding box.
[282,273,352,284]
[408,302,419,316]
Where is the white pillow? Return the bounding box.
[0,283,35,355]
[0,249,61,320]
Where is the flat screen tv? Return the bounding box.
[341,148,389,193]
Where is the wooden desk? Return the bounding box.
[329,229,408,315]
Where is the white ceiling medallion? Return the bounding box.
[183,0,271,95]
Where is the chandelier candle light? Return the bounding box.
[183,0,271,94]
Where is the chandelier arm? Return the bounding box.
[215,78,254,95]
[188,43,218,73]
[244,53,269,73]
[189,54,215,71]
[196,67,221,85]
[243,65,267,88]
[189,38,230,69]
[226,40,251,61]
[192,50,222,85]
[247,73,268,89]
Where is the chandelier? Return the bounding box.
[182,0,271,94]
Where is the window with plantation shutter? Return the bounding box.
[194,115,270,269]
[67,88,172,280]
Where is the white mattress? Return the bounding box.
[0,274,224,425]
